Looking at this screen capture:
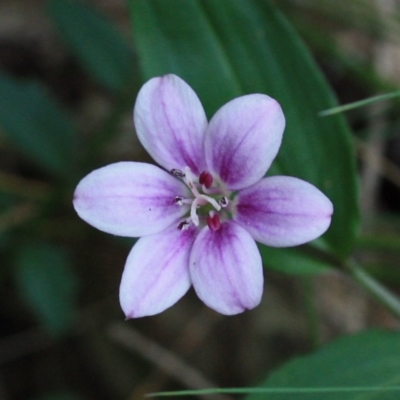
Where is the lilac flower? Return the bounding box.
[73,74,333,318]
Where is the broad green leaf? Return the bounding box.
[47,0,134,91]
[14,243,78,335]
[246,329,400,400]
[129,0,240,114]
[0,72,78,179]
[129,0,358,262]
[258,244,332,275]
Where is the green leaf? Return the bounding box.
[145,386,400,397]
[258,244,333,275]
[47,0,134,91]
[129,0,240,115]
[319,90,400,116]
[0,72,78,179]
[246,329,400,400]
[14,243,78,335]
[129,0,359,262]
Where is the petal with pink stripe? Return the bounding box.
[234,176,333,247]
[134,74,208,174]
[205,94,285,190]
[120,225,197,318]
[73,162,189,237]
[190,221,263,315]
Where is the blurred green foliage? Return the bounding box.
[47,0,135,92]
[0,0,138,341]
[14,244,78,335]
[247,330,400,400]
[0,72,78,180]
[1,0,400,399]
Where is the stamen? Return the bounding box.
[174,196,184,205]
[183,167,200,195]
[177,221,190,230]
[170,169,186,178]
[201,186,220,195]
[219,196,229,207]
[172,166,224,227]
[190,198,200,226]
[199,171,213,188]
[173,196,194,206]
[199,194,221,211]
[207,214,221,231]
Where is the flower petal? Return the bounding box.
[120,225,197,318]
[234,176,333,247]
[205,94,285,190]
[73,162,190,237]
[134,74,208,174]
[190,221,263,315]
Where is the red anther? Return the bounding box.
[199,171,213,188]
[206,214,221,231]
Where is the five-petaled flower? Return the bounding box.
[73,74,333,318]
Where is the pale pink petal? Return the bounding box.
[73,162,190,237]
[190,221,263,315]
[205,94,285,190]
[120,225,197,318]
[134,74,208,174]
[234,176,333,247]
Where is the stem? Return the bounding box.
[348,261,400,319]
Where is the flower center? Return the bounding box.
[171,167,230,231]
